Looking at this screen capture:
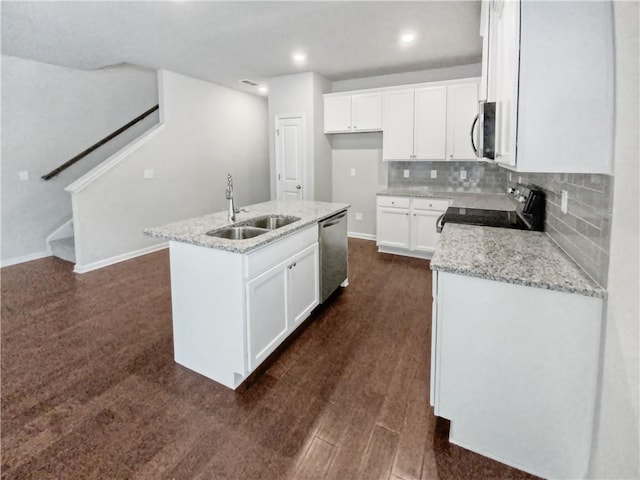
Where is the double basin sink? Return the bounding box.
[206,215,300,240]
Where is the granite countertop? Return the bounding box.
[144,200,350,254]
[431,224,606,298]
[377,188,515,211]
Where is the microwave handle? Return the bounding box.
[470,113,480,157]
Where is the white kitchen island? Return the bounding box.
[145,200,349,389]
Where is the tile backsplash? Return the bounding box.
[386,162,613,287]
[388,161,507,193]
[510,172,613,288]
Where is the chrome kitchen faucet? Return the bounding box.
[226,173,236,222]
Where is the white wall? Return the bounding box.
[331,134,386,238]
[267,72,332,201]
[1,56,158,264]
[330,64,482,237]
[313,73,333,202]
[69,70,269,271]
[589,2,640,478]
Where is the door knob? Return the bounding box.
[296,185,302,190]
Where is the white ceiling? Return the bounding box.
[1,1,482,95]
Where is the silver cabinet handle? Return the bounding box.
[296,184,302,190]
[471,113,480,157]
[436,213,446,233]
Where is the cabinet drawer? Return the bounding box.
[245,225,317,279]
[377,196,410,209]
[413,198,450,211]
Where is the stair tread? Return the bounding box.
[50,237,75,263]
[49,237,75,247]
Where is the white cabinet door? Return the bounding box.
[377,207,410,248]
[287,243,319,327]
[382,89,414,160]
[492,0,519,167]
[446,82,479,161]
[246,262,287,371]
[411,209,442,252]
[414,86,447,160]
[324,95,352,133]
[352,92,382,132]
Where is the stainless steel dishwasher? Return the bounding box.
[318,210,348,303]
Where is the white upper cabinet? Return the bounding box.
[483,0,614,174]
[352,92,383,132]
[382,89,415,159]
[324,91,382,133]
[446,82,480,161]
[324,95,352,132]
[414,86,448,160]
[325,78,481,161]
[382,80,478,162]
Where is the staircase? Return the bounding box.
[47,219,76,264]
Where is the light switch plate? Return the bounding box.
[430,170,437,179]
[403,169,410,178]
[355,212,363,221]
[561,190,568,213]
[350,168,356,177]
[460,169,467,180]
[144,169,154,179]
[18,171,29,181]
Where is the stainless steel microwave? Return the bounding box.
[471,101,496,160]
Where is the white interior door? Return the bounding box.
[276,116,305,200]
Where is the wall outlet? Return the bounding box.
[144,169,154,179]
[355,212,363,221]
[18,171,29,181]
[430,170,437,179]
[403,169,410,178]
[518,176,522,184]
[350,168,356,177]
[459,169,467,180]
[561,190,568,213]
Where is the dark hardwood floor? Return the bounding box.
[1,239,539,480]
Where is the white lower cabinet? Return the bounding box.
[170,225,319,389]
[377,207,410,249]
[376,196,449,258]
[246,260,288,371]
[287,244,320,327]
[431,270,604,479]
[411,209,443,252]
[247,243,320,371]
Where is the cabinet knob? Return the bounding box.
[353,126,357,129]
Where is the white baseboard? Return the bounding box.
[73,242,168,274]
[1,251,52,268]
[348,231,377,241]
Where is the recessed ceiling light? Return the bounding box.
[258,86,268,94]
[401,33,416,44]
[292,52,306,62]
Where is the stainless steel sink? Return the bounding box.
[244,215,300,230]
[206,226,268,240]
[206,215,301,240]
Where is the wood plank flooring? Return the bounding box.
[1,239,539,479]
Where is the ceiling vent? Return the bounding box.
[239,79,259,87]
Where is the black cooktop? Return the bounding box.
[441,207,529,230]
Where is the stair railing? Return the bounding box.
[41,104,159,180]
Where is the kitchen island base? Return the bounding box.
[169,225,320,389]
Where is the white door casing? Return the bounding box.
[275,115,305,200]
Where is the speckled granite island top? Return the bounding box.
[144,200,350,254]
[377,188,515,211]
[431,224,606,298]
